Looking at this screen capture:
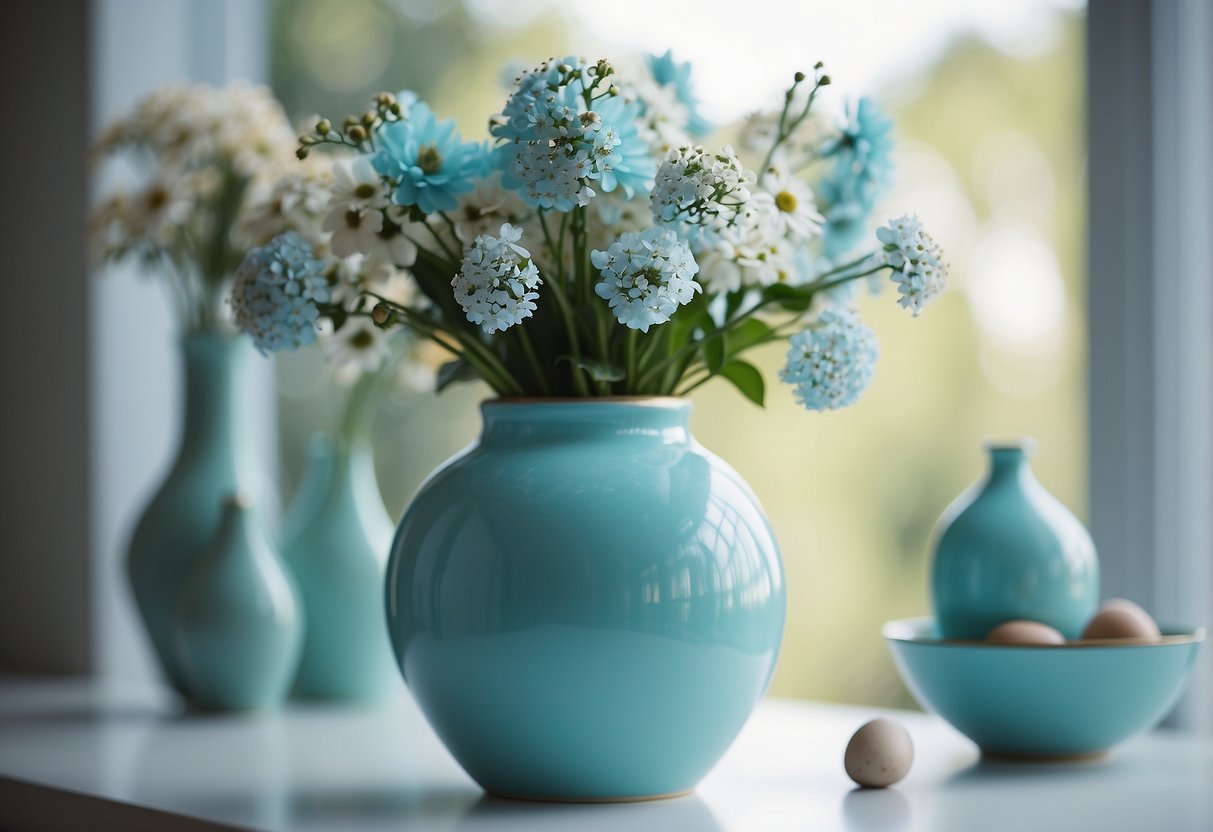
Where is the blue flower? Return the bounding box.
[372,102,488,214]
[779,308,878,411]
[231,231,329,354]
[491,57,655,212]
[816,97,895,260]
[647,50,712,138]
[592,95,656,198]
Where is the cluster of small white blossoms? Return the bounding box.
[591,227,701,332]
[91,83,296,265]
[493,57,652,212]
[779,308,879,411]
[452,224,542,334]
[876,215,947,315]
[650,144,755,232]
[236,152,333,250]
[231,231,329,353]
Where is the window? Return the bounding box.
[269,0,1088,707]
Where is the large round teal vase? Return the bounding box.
[282,434,399,701]
[930,441,1099,640]
[127,334,263,694]
[385,399,786,801]
[175,495,302,710]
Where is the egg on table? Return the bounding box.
[985,620,1066,646]
[844,718,913,788]
[1082,598,1161,641]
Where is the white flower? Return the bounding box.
[323,204,384,258]
[363,204,420,269]
[452,223,542,334]
[876,215,947,315]
[323,316,392,383]
[753,168,824,242]
[592,227,700,332]
[329,156,389,214]
[693,202,799,293]
[650,144,755,233]
[449,174,529,243]
[236,153,333,248]
[625,75,692,156]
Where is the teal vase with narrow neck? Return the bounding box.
[385,399,786,801]
[175,495,302,710]
[127,333,262,695]
[930,441,1099,640]
[282,433,399,701]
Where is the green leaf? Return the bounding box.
[558,355,625,383]
[328,308,348,332]
[703,333,725,373]
[761,282,814,312]
[666,299,712,354]
[726,319,777,357]
[720,360,766,407]
[436,358,478,392]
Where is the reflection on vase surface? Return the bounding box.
[387,400,786,800]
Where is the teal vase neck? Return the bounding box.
[177,333,255,470]
[479,399,692,446]
[984,444,1035,487]
[324,436,382,513]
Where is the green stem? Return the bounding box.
[338,369,381,444]
[515,326,550,395]
[624,329,638,394]
[543,276,590,396]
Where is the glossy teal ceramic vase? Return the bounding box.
[385,399,786,801]
[930,441,1099,640]
[127,334,263,694]
[175,495,302,710]
[282,435,399,701]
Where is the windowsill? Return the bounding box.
[0,675,1208,831]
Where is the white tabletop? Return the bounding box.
[0,676,1209,832]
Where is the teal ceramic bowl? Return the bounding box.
[884,617,1204,759]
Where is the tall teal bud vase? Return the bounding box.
[127,334,263,694]
[175,494,302,710]
[930,440,1099,640]
[282,434,398,701]
[386,399,786,801]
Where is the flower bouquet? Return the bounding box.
[233,55,946,409]
[228,52,948,799]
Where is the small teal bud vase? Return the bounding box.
[385,399,786,801]
[175,494,302,710]
[930,439,1099,640]
[127,333,264,694]
[282,434,398,701]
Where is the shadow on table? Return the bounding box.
[451,793,724,831]
[842,786,911,831]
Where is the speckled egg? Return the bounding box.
[985,619,1066,645]
[1081,598,1161,641]
[844,718,913,788]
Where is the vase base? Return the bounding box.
[486,788,693,804]
[980,747,1108,763]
